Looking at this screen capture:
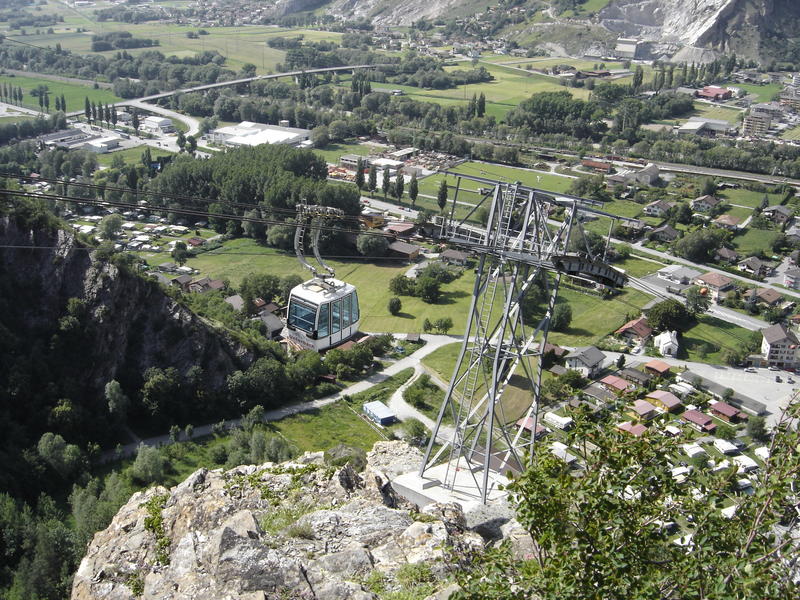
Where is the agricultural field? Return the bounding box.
[3,2,342,75]
[0,74,121,113]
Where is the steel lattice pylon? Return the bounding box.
[419,174,629,503]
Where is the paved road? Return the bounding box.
[123,99,201,137]
[386,363,456,443]
[99,334,458,462]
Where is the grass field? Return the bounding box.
[185,238,479,333]
[725,205,754,220]
[736,83,781,103]
[0,114,35,124]
[782,126,800,141]
[681,315,756,365]
[692,102,744,124]
[314,142,376,164]
[721,188,785,208]
[96,145,175,167]
[0,74,121,113]
[733,228,782,256]
[613,255,664,278]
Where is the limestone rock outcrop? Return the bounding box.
[71,442,490,600]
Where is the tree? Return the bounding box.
[98,213,123,240]
[90,101,97,122]
[437,179,448,212]
[434,316,453,333]
[131,444,165,484]
[280,274,303,303]
[415,276,441,304]
[648,299,691,332]
[701,177,717,196]
[171,241,189,266]
[310,125,329,148]
[550,303,572,332]
[185,135,197,155]
[453,409,800,599]
[240,273,281,315]
[408,172,418,207]
[368,165,377,196]
[354,158,365,190]
[394,174,404,201]
[403,418,428,447]
[84,96,90,121]
[105,380,128,420]
[477,92,486,117]
[673,228,726,263]
[131,109,139,131]
[747,415,768,442]
[141,146,152,168]
[423,318,433,333]
[684,286,710,316]
[382,167,391,199]
[388,297,402,315]
[176,130,186,152]
[356,232,388,256]
[632,64,644,91]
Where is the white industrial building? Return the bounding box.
[142,116,175,134]
[85,136,120,153]
[210,121,311,148]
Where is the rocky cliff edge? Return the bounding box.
[71,441,531,600]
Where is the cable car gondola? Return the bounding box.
[281,204,361,352]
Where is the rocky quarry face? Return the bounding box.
[71,442,531,600]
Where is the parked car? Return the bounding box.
[775,375,782,382]
[744,368,756,373]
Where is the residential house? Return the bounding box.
[628,399,657,421]
[650,224,680,243]
[384,222,416,237]
[630,163,660,185]
[653,330,680,357]
[620,367,653,386]
[363,401,396,426]
[615,316,652,343]
[785,267,800,290]
[738,257,774,278]
[715,247,739,264]
[646,390,683,413]
[710,401,748,423]
[658,265,703,285]
[259,311,285,339]
[691,195,723,212]
[644,359,671,377]
[440,248,469,266]
[600,374,634,395]
[617,421,648,437]
[541,342,568,359]
[188,277,225,294]
[565,346,606,378]
[583,383,616,404]
[713,214,742,231]
[693,272,734,301]
[747,287,782,307]
[762,205,793,226]
[171,274,192,291]
[567,397,605,419]
[388,240,421,261]
[682,410,717,434]
[186,237,205,247]
[760,323,799,369]
[643,199,674,217]
[515,417,549,439]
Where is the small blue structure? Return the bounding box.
[363,401,396,426]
